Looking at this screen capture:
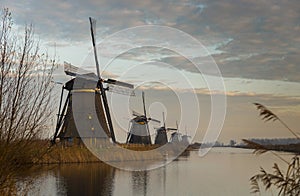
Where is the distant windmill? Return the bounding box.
[154,112,177,145]
[126,92,160,145]
[170,121,182,143]
[181,125,191,145]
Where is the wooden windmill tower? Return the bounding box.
[181,126,191,145]
[51,18,134,145]
[154,112,177,145]
[169,121,182,143]
[126,92,160,145]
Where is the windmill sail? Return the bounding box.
[64,62,134,92]
[107,84,135,96]
[105,78,134,89]
[64,62,79,76]
[64,62,97,79]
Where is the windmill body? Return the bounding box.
[52,74,111,145]
[170,132,182,143]
[154,127,168,145]
[126,116,152,145]
[154,112,173,145]
[181,126,191,145]
[181,135,190,145]
[126,92,160,145]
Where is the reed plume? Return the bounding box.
[253,103,299,139]
[247,103,300,195]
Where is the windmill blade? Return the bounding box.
[104,78,134,89]
[142,91,147,118]
[64,62,78,76]
[64,62,134,90]
[162,112,166,127]
[148,118,161,123]
[89,17,116,143]
[89,17,101,79]
[141,91,151,143]
[64,62,97,80]
[51,80,64,85]
[166,128,177,131]
[107,84,135,96]
[132,110,143,117]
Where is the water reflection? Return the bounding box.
[57,163,115,196]
[19,148,293,195]
[132,171,148,196]
[25,163,115,196]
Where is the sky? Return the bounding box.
[2,0,300,143]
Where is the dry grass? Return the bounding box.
[39,144,101,164]
[246,103,300,195]
[0,140,51,195]
[254,103,300,139]
[118,143,161,151]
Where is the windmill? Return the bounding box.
[169,121,182,143]
[126,92,160,145]
[51,18,134,144]
[181,126,191,145]
[154,112,177,145]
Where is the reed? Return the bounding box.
[246,103,300,195]
[38,144,100,164]
[254,103,300,139]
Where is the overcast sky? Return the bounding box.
[3,0,300,143]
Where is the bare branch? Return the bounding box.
[0,8,56,189]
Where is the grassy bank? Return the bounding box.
[39,144,101,164]
[236,143,300,154]
[42,141,190,164]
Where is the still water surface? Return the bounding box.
[22,148,293,196]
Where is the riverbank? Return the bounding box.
[186,142,300,154]
[4,140,300,165]
[44,142,300,164]
[42,142,191,164]
[237,143,300,154]
[39,144,101,164]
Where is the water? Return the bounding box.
[20,148,293,195]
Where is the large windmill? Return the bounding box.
[51,18,134,144]
[126,92,160,145]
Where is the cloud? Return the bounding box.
[3,0,300,83]
[45,41,71,48]
[201,0,300,82]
